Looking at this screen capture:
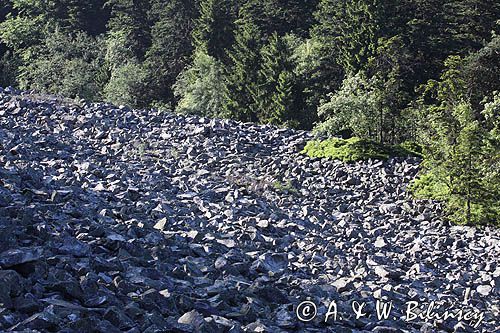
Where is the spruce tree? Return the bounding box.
[0,1,15,87]
[406,0,452,86]
[192,0,237,63]
[313,0,392,74]
[145,0,198,105]
[105,0,151,61]
[239,0,319,39]
[103,0,151,107]
[223,20,262,122]
[445,0,500,53]
[415,55,499,225]
[273,70,299,127]
[258,32,300,127]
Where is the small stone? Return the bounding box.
[476,285,492,296]
[104,306,135,330]
[214,257,228,270]
[374,237,387,248]
[375,266,390,279]
[333,277,354,293]
[154,217,168,231]
[0,270,24,307]
[178,310,204,329]
[56,237,91,257]
[217,239,236,248]
[0,247,43,268]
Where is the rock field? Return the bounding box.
[0,87,498,332]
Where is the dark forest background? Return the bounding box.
[0,0,498,225]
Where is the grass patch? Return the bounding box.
[409,169,449,200]
[272,180,299,195]
[410,168,499,226]
[302,137,422,162]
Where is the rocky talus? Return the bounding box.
[0,87,498,332]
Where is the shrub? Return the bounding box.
[18,30,106,100]
[302,137,419,162]
[173,50,227,117]
[103,61,149,108]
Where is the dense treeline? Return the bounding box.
[0,0,498,225]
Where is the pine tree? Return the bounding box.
[192,0,237,63]
[0,1,108,97]
[367,36,413,143]
[313,0,394,74]
[0,0,110,80]
[0,1,15,87]
[105,0,151,61]
[461,34,500,111]
[415,55,499,225]
[445,0,500,53]
[342,0,379,73]
[103,0,151,107]
[273,70,299,127]
[257,32,300,127]
[144,0,198,105]
[223,20,262,122]
[58,0,109,36]
[406,0,452,86]
[239,0,319,39]
[264,0,319,37]
[449,103,487,224]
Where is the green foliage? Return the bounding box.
[103,61,148,107]
[192,0,237,62]
[223,19,261,122]
[414,51,499,225]
[410,168,450,200]
[0,50,19,87]
[313,0,402,74]
[397,141,424,158]
[292,36,343,129]
[105,0,151,61]
[0,7,46,56]
[173,50,227,117]
[461,34,500,110]
[315,72,382,141]
[103,0,152,108]
[272,180,299,195]
[144,0,197,104]
[445,0,500,53]
[315,35,416,144]
[239,0,319,39]
[1,1,108,47]
[302,137,419,163]
[257,32,301,128]
[19,30,106,100]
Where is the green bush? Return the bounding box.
[413,55,499,226]
[18,30,106,100]
[173,50,227,117]
[103,61,149,108]
[0,50,18,87]
[411,168,499,226]
[409,168,450,201]
[302,137,420,162]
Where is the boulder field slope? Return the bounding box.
[0,87,498,332]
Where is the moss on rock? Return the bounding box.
[302,137,421,162]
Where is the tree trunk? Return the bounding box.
[466,149,472,224]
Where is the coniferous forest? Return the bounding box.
[0,0,499,225]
